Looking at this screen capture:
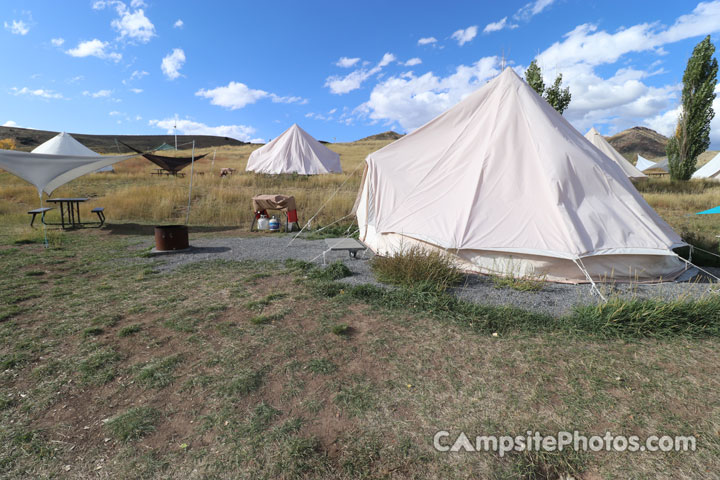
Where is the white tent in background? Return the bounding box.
[0,132,136,196]
[32,132,114,172]
[636,155,657,172]
[355,67,686,283]
[692,152,720,180]
[584,128,646,179]
[246,124,342,175]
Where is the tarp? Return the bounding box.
[121,142,207,173]
[355,67,686,283]
[691,152,720,180]
[246,124,342,175]
[155,143,175,151]
[584,128,646,179]
[32,131,114,173]
[0,132,135,195]
[697,205,720,215]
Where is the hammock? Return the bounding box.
[120,141,207,173]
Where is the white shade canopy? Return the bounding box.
[356,68,685,283]
[0,132,134,195]
[691,152,720,180]
[246,124,342,175]
[584,127,646,179]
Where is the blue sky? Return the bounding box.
[1,1,719,147]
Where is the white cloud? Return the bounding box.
[112,8,155,43]
[51,37,64,46]
[161,48,186,80]
[149,118,260,142]
[325,53,397,95]
[404,57,422,66]
[4,20,29,35]
[336,57,360,68]
[83,89,112,98]
[174,19,184,28]
[451,26,477,46]
[94,0,156,43]
[357,57,499,131]
[527,1,720,138]
[483,17,518,34]
[378,53,396,67]
[418,37,437,46]
[66,39,122,62]
[11,87,64,100]
[3,121,18,127]
[195,81,306,109]
[130,88,143,93]
[514,0,557,21]
[109,110,121,116]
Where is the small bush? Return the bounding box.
[331,323,350,335]
[371,245,463,291]
[105,407,161,441]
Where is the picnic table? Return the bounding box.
[39,198,105,229]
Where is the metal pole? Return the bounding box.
[211,149,216,169]
[185,141,195,225]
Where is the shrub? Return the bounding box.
[371,245,463,291]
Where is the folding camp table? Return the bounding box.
[322,238,367,264]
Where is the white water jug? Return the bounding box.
[257,214,269,230]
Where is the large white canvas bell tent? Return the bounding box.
[636,155,669,174]
[355,68,686,283]
[635,154,657,172]
[584,128,646,179]
[31,132,113,172]
[691,152,720,180]
[246,124,342,175]
[0,132,135,196]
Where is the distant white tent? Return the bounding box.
[691,152,720,180]
[246,124,342,175]
[584,127,646,179]
[32,132,114,173]
[356,68,686,283]
[0,132,135,196]
[637,155,669,173]
[636,155,657,172]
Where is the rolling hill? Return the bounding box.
[606,126,668,162]
[0,126,248,153]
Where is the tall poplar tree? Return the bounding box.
[667,35,718,180]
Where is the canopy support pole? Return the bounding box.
[40,193,48,249]
[185,141,195,225]
[211,149,216,170]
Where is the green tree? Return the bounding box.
[667,35,718,180]
[524,61,572,114]
[544,74,572,114]
[525,60,545,97]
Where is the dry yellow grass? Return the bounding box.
[0,140,390,230]
[1,140,719,244]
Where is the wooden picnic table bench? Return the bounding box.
[28,207,53,227]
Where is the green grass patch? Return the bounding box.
[307,357,337,375]
[118,324,142,337]
[222,369,265,397]
[82,326,104,338]
[371,245,463,292]
[134,354,183,389]
[105,406,161,441]
[490,272,546,292]
[250,310,288,325]
[331,323,350,336]
[245,292,287,311]
[78,347,121,385]
[334,379,376,416]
